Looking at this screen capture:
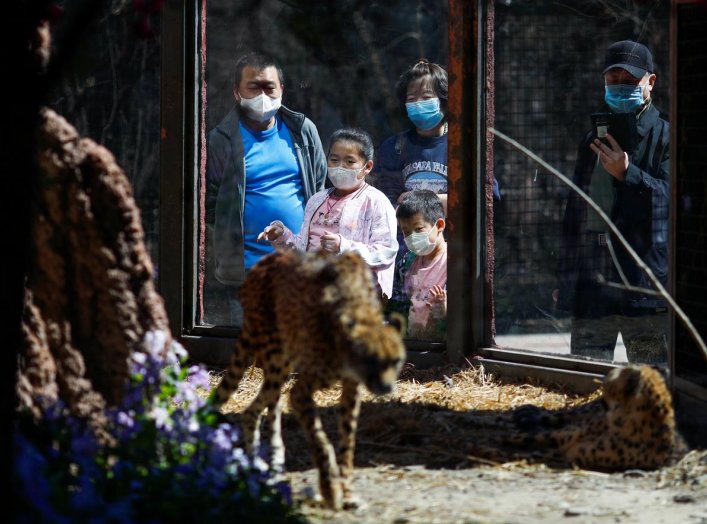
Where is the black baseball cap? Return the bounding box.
[602,40,654,79]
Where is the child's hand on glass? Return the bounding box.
[426,285,447,315]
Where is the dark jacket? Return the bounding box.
[206,106,327,286]
[557,102,669,312]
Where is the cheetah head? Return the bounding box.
[309,250,406,395]
[602,364,670,408]
[341,313,406,395]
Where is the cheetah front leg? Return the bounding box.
[289,376,343,510]
[337,379,362,508]
[211,341,253,406]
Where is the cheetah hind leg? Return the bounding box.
[211,337,253,403]
[240,360,290,474]
[209,349,262,462]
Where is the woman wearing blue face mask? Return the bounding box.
[372,59,450,213]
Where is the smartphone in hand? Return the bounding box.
[591,112,639,152]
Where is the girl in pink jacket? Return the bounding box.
[258,127,398,300]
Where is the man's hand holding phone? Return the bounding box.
[589,132,629,181]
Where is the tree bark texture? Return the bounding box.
[17,108,171,431]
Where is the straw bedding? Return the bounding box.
[205,362,602,470]
[197,362,705,523]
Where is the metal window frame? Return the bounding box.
[669,0,707,401]
[667,0,707,447]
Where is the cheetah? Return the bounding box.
[503,365,687,470]
[211,249,406,510]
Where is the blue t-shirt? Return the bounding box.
[241,117,304,269]
[400,136,448,194]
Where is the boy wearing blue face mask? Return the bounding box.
[555,40,669,364]
[386,190,447,341]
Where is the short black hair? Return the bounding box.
[327,127,375,162]
[394,59,448,112]
[233,51,285,88]
[396,190,444,225]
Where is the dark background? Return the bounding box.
[205,0,449,149]
[47,1,162,266]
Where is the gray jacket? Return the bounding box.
[206,105,327,286]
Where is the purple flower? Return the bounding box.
[14,434,53,513]
[149,406,173,431]
[143,329,169,359]
[173,381,198,406]
[116,410,135,429]
[13,323,298,522]
[42,399,67,422]
[187,365,211,390]
[211,426,233,452]
[171,339,188,361]
[188,417,200,433]
[131,351,147,366]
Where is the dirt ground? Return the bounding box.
[289,453,707,524]
[213,363,707,524]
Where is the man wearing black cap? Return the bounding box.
[555,40,669,363]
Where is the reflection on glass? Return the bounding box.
[199,0,449,346]
[492,1,669,365]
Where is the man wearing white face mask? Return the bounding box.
[207,51,327,326]
[555,40,669,364]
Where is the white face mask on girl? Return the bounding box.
[239,92,282,122]
[327,166,363,191]
[404,226,440,256]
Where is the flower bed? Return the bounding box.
[14,331,305,523]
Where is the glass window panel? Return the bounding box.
[492,0,670,366]
[198,0,449,345]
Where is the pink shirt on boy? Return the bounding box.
[403,242,447,339]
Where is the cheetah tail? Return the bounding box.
[207,351,254,408]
